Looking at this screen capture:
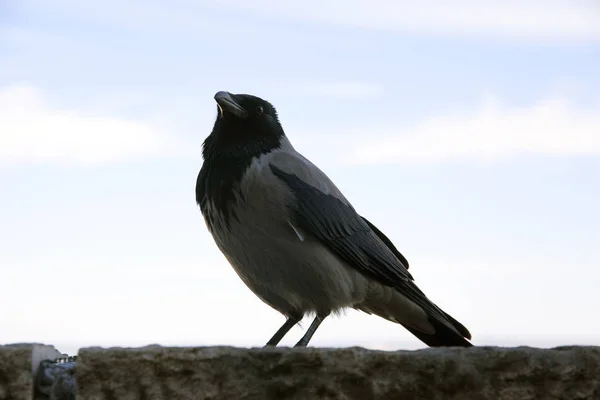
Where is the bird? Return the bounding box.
[195,90,473,348]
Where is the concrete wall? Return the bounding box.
[2,343,599,400]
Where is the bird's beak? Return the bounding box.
[214,91,248,119]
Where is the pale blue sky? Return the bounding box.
[1,1,599,356]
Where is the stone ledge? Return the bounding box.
[76,345,600,400]
[3,344,599,399]
[0,343,65,400]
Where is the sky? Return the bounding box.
[1,1,599,356]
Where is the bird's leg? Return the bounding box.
[264,315,301,347]
[294,312,330,347]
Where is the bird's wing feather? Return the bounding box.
[268,151,461,334]
[267,150,409,268]
[360,215,410,270]
[269,162,411,285]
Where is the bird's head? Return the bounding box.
[203,91,285,160]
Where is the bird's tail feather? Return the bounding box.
[441,309,472,340]
[357,284,473,347]
[399,316,473,347]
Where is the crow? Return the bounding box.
[195,91,473,348]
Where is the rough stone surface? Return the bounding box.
[0,343,64,400]
[77,345,600,400]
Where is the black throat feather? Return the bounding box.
[195,112,284,231]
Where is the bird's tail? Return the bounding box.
[357,284,473,347]
[399,310,473,347]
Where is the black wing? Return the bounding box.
[270,165,412,285]
[360,215,410,270]
[270,164,469,339]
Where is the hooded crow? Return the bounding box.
[196,91,473,348]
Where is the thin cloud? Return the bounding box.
[11,0,600,41]
[349,95,600,164]
[289,82,384,100]
[0,83,176,166]
[212,0,600,41]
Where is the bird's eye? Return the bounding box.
[256,106,264,116]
